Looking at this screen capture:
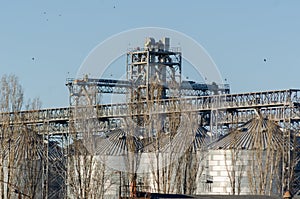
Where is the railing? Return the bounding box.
[96,89,300,117]
[0,89,299,126]
[127,47,181,53]
[66,78,230,95]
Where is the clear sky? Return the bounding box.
[1,1,300,108]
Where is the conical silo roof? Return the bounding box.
[210,118,284,150]
[142,125,208,153]
[95,129,143,156]
[95,124,209,156]
[191,126,209,150]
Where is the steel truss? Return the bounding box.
[1,37,300,196]
[1,89,300,133]
[66,78,230,106]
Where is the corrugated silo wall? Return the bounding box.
[195,149,282,195]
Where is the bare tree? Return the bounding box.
[223,131,246,195]
[147,111,204,195]
[15,98,44,198]
[287,125,300,195]
[173,145,202,195]
[0,74,25,199]
[246,118,283,195]
[224,147,245,195]
[67,84,116,198]
[67,140,115,199]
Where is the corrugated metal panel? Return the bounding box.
[95,129,143,156]
[210,118,284,150]
[94,124,208,156]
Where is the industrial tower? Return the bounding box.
[1,37,299,198]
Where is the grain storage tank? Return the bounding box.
[200,118,284,195]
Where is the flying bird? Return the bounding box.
[263,58,267,62]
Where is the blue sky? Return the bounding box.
[1,1,300,108]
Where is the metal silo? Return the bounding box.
[200,117,284,195]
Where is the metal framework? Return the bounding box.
[65,79,230,106]
[1,89,298,125]
[1,38,299,197]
